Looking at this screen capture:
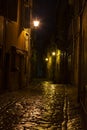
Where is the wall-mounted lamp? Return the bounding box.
[45,58,48,61]
[52,52,56,56]
[33,19,40,28]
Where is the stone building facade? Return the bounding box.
[0,0,32,91]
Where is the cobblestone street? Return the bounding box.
[0,80,86,130]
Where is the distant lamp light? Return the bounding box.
[45,58,48,61]
[52,52,56,56]
[33,19,40,27]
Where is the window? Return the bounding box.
[0,0,18,21]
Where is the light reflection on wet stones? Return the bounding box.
[0,82,84,130]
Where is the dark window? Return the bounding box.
[7,0,18,21]
[0,1,6,16]
[0,0,18,21]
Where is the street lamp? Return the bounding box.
[45,58,48,61]
[33,19,40,28]
[52,51,56,56]
[30,18,40,79]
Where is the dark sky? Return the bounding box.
[33,0,71,52]
[33,0,58,53]
[36,0,57,31]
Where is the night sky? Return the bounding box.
[33,0,58,53]
[33,0,57,28]
[33,0,71,52]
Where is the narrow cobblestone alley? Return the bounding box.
[0,80,85,130]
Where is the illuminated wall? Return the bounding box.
[45,49,67,83]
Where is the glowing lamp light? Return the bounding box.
[33,20,40,27]
[45,58,48,61]
[52,52,56,56]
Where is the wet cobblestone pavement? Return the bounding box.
[0,80,86,130]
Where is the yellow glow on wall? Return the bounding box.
[56,49,61,63]
[17,30,25,49]
[47,56,52,69]
[23,29,30,51]
[57,50,61,56]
